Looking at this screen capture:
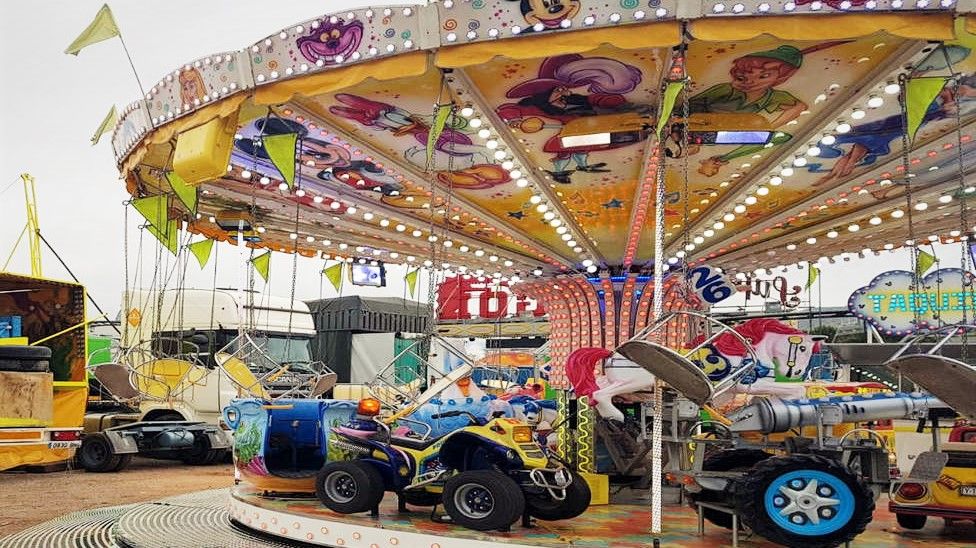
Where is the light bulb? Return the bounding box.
[836,122,852,134]
[884,82,900,95]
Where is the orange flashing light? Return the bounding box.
[357,398,382,416]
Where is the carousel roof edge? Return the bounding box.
[111,1,973,168]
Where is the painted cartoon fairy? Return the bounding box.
[688,43,847,176]
[808,49,976,190]
[496,54,644,184]
[328,94,510,190]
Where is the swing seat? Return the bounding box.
[215,352,270,398]
[91,363,141,402]
[885,354,976,418]
[616,340,713,406]
[309,372,338,398]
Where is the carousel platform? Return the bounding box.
[2,486,975,548]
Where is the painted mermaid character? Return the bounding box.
[496,54,644,184]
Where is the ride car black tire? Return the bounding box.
[442,470,525,531]
[896,513,927,530]
[315,461,385,514]
[733,454,875,548]
[0,345,51,372]
[78,433,122,473]
[526,471,591,521]
[688,449,772,529]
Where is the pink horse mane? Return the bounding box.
[565,347,612,399]
[690,318,819,357]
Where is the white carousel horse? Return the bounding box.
[566,319,826,421]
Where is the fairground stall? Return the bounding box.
[89,1,976,547]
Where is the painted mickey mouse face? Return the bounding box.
[512,0,581,29]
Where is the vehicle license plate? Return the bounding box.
[48,441,81,449]
[960,485,976,497]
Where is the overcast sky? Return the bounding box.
[0,1,963,319]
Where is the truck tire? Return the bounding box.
[78,433,123,473]
[526,471,591,521]
[111,454,134,472]
[181,435,219,465]
[896,513,927,530]
[442,470,525,531]
[689,449,772,529]
[316,461,386,514]
[734,454,875,548]
[0,345,51,373]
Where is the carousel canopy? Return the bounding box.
[113,1,976,279]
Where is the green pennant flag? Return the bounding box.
[187,239,214,268]
[251,251,271,282]
[165,171,198,213]
[806,265,820,289]
[905,77,949,143]
[65,4,120,55]
[147,219,179,256]
[405,268,420,298]
[655,81,686,138]
[427,105,453,169]
[132,195,169,232]
[916,249,937,277]
[323,262,344,291]
[91,105,117,145]
[263,132,299,188]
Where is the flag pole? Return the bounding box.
[115,29,147,100]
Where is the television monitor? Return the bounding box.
[351,263,386,287]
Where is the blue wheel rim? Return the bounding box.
[762,469,855,536]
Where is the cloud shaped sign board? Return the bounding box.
[848,268,976,336]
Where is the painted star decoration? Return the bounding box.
[602,198,624,209]
[508,210,526,220]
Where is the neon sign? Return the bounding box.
[847,268,976,336]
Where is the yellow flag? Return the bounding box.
[655,81,685,138]
[90,105,117,145]
[916,249,937,278]
[806,265,820,289]
[132,195,169,232]
[251,252,271,282]
[187,239,214,268]
[405,268,420,297]
[263,133,299,188]
[427,105,452,169]
[65,4,120,55]
[147,219,179,256]
[323,262,343,291]
[166,171,197,213]
[905,77,948,143]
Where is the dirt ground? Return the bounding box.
[0,458,234,537]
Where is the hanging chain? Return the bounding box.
[944,46,971,360]
[122,201,131,346]
[899,74,923,337]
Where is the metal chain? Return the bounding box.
[898,74,922,335]
[122,201,130,345]
[944,48,971,360]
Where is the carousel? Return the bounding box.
[20,1,976,547]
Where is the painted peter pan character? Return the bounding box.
[690,45,808,176]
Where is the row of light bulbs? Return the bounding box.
[713,0,952,12]
[212,164,544,273]
[669,69,908,266]
[453,101,599,272]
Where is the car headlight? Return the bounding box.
[506,449,518,461]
